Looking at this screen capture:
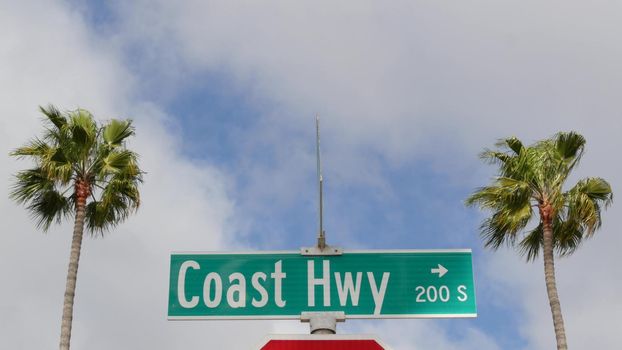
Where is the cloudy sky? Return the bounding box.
[1,0,621,349]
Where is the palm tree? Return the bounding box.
[466,132,612,350]
[10,105,143,350]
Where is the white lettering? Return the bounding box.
[334,272,362,306]
[457,285,468,302]
[227,273,246,308]
[271,260,287,307]
[307,260,331,307]
[367,272,390,315]
[203,272,222,308]
[439,286,450,302]
[177,260,199,308]
[426,285,438,302]
[415,286,425,303]
[251,272,268,307]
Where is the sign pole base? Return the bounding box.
[301,312,345,334]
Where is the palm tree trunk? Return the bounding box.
[542,215,568,350]
[59,193,87,350]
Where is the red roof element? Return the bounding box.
[261,339,385,350]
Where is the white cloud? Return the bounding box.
[0,1,272,349]
[110,1,622,348]
[364,320,500,350]
[3,0,621,349]
[116,0,622,161]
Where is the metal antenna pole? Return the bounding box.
[301,115,344,335]
[302,116,340,257]
[316,115,326,250]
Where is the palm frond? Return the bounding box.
[554,219,584,257]
[555,131,585,162]
[27,189,71,231]
[86,176,140,234]
[10,138,73,184]
[10,138,52,159]
[565,177,612,236]
[67,109,97,160]
[10,168,54,204]
[39,104,66,130]
[519,223,543,261]
[10,167,71,231]
[505,137,523,155]
[479,202,533,250]
[101,150,138,175]
[103,119,134,147]
[466,177,531,210]
[479,149,510,165]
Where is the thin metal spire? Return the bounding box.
[316,115,326,250]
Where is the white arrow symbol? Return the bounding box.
[431,264,448,278]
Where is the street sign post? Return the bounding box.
[258,334,391,350]
[168,249,476,319]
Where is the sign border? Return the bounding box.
[171,248,472,255]
[168,249,476,320]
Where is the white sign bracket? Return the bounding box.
[300,311,345,334]
[300,245,343,256]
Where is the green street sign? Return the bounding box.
[168,250,476,319]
